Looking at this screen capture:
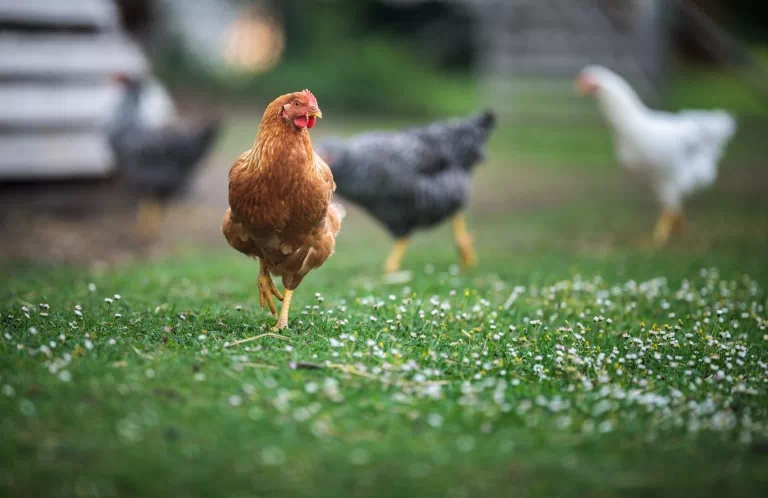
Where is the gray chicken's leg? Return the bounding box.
[384,238,410,274]
[136,199,165,239]
[452,213,477,269]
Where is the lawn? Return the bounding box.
[2,106,768,497]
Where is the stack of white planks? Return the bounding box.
[0,0,148,180]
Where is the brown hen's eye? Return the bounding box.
[294,100,300,106]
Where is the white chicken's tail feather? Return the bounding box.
[678,110,735,192]
[679,109,736,143]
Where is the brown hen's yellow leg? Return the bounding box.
[273,289,294,330]
[257,259,283,317]
[652,209,681,247]
[452,214,477,269]
[384,238,410,274]
[136,200,164,239]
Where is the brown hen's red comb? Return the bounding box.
[302,89,317,106]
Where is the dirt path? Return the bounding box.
[2,118,766,268]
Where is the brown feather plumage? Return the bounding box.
[222,91,343,295]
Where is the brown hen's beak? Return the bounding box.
[308,108,323,119]
[575,75,597,96]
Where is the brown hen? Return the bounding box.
[222,90,344,329]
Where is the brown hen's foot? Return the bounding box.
[273,289,294,330]
[383,238,410,274]
[258,267,283,317]
[452,213,477,269]
[652,209,682,247]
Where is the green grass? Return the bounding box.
[3,203,768,498]
[2,95,768,497]
[666,66,768,116]
[2,241,768,498]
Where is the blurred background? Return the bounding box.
[1,0,767,269]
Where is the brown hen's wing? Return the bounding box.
[228,150,251,180]
[228,149,292,237]
[222,207,263,259]
[314,152,337,194]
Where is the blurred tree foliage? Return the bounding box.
[719,0,768,43]
[155,0,478,117]
[675,0,768,61]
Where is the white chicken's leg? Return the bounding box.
[452,214,477,269]
[653,209,683,247]
[672,210,687,236]
[384,238,410,274]
[258,259,283,316]
[273,289,294,330]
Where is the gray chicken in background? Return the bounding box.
[109,74,220,238]
[315,111,496,273]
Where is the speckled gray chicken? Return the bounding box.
[315,111,496,273]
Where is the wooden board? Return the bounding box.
[0,0,119,29]
[0,33,147,79]
[0,133,115,180]
[0,83,122,129]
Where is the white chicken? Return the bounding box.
[576,65,736,246]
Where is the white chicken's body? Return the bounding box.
[580,66,736,243]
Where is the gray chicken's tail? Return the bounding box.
[475,110,497,132]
